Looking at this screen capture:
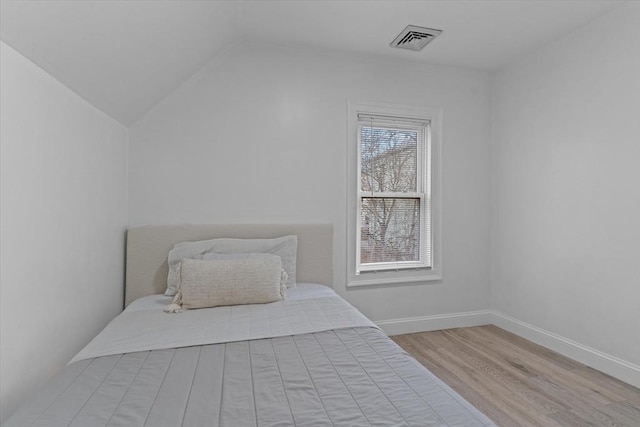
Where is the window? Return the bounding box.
[347,101,441,286]
[357,114,429,271]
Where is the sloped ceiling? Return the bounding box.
[0,0,623,126]
[1,1,239,125]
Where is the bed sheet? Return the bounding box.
[72,284,375,363]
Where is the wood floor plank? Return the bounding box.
[463,327,621,405]
[598,401,640,426]
[451,328,538,379]
[437,331,570,416]
[427,346,560,426]
[395,335,524,427]
[482,325,585,371]
[391,326,640,427]
[528,375,621,417]
[573,366,640,407]
[450,328,617,409]
[549,404,633,427]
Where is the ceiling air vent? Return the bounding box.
[391,25,442,51]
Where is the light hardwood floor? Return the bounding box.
[391,325,640,427]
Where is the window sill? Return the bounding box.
[347,270,442,288]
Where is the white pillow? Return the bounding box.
[166,235,297,296]
[175,255,286,310]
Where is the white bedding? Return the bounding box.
[72,284,376,363]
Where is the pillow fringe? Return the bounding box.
[164,290,183,313]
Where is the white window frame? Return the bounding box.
[347,100,442,287]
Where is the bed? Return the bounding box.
[4,224,495,427]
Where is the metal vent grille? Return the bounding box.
[391,25,442,51]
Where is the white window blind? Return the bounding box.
[356,113,432,273]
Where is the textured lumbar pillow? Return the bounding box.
[165,235,297,296]
[165,254,286,313]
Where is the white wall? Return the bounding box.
[492,1,640,368]
[0,42,129,421]
[130,42,493,324]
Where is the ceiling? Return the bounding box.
[0,0,624,126]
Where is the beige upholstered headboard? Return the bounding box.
[125,224,333,307]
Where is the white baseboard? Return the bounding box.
[374,310,493,337]
[374,309,640,388]
[491,311,640,388]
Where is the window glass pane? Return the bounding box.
[360,197,420,264]
[360,127,417,193]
